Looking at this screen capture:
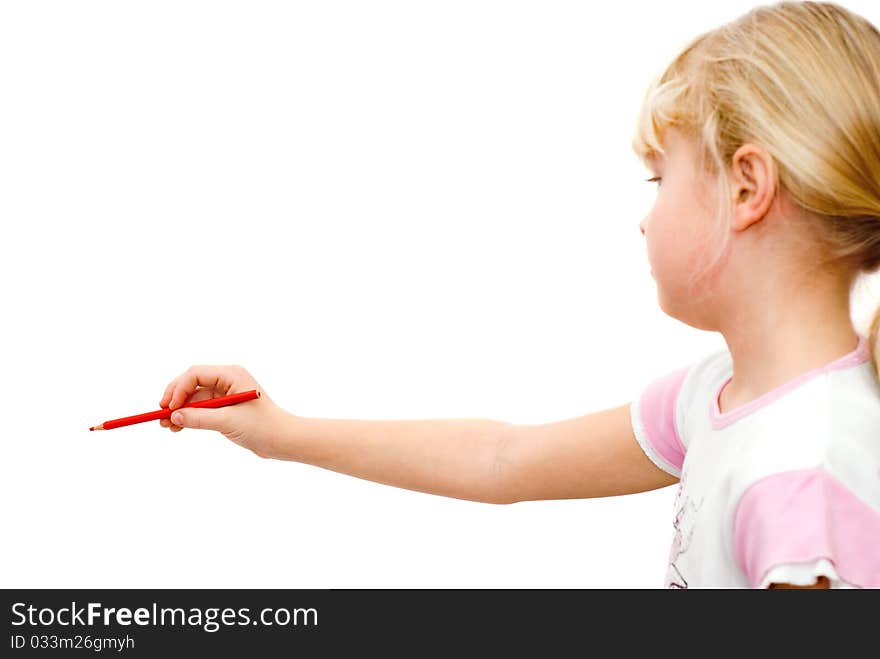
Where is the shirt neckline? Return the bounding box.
[710,333,870,430]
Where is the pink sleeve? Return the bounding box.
[734,467,880,588]
[630,366,690,478]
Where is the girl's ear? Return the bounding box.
[730,143,777,233]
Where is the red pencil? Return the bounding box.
[89,389,261,431]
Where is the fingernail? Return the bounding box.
[171,412,183,425]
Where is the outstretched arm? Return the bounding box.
[275,402,676,505]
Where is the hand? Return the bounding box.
[159,364,290,459]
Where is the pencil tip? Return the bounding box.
[89,427,94,431]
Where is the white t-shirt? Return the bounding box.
[630,333,880,588]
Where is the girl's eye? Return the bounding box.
[645,176,662,187]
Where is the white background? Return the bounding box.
[2,0,879,588]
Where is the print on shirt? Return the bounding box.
[665,464,704,589]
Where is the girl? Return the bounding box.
[158,1,880,588]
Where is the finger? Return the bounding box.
[168,366,235,410]
[166,386,222,414]
[170,406,229,432]
[160,380,178,408]
[192,387,218,402]
[175,387,219,408]
[160,372,190,408]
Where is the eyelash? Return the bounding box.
[645,176,662,186]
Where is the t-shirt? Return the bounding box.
[630,333,880,588]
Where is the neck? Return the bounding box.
[716,272,860,409]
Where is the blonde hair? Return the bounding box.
[631,1,880,380]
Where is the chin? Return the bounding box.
[656,286,716,331]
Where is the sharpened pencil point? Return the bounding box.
[90,424,104,431]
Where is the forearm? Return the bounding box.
[272,412,516,505]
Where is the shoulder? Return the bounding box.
[630,346,729,477]
[633,345,729,415]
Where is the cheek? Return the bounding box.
[646,206,714,284]
[645,207,684,275]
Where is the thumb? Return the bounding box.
[170,407,229,432]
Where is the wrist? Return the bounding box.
[266,407,305,461]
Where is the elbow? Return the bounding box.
[480,491,517,506]
[485,422,521,506]
[479,491,517,506]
